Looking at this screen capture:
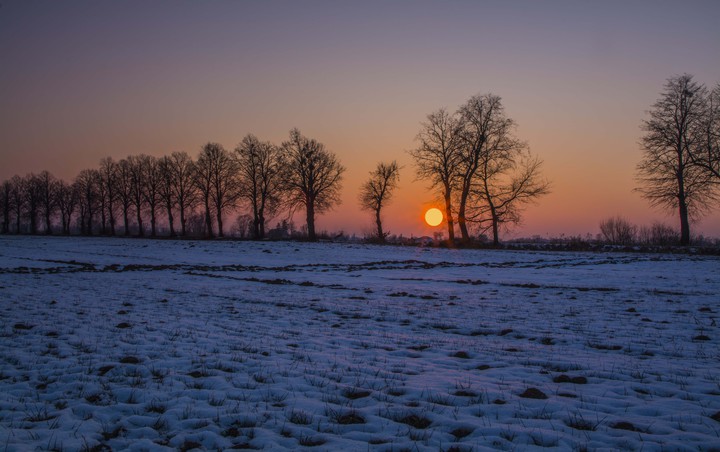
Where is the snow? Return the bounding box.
[1,236,719,450]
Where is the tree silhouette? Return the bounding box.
[127,155,146,236]
[158,156,177,237]
[56,180,77,235]
[281,129,345,242]
[409,109,462,244]
[115,158,134,235]
[99,157,118,236]
[359,161,400,242]
[9,175,24,233]
[36,170,57,235]
[75,169,99,235]
[468,150,549,246]
[195,143,239,238]
[235,134,284,240]
[167,151,197,237]
[691,83,720,183]
[637,74,718,245]
[1,179,11,234]
[139,155,161,237]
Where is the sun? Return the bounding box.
[424,208,443,227]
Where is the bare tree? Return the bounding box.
[99,157,118,235]
[1,179,11,234]
[127,155,146,236]
[235,134,284,239]
[56,180,78,235]
[469,150,550,246]
[455,94,516,241]
[691,83,720,182]
[35,171,58,235]
[22,173,44,235]
[167,151,197,237]
[194,144,216,238]
[139,155,161,237]
[158,156,177,237]
[194,143,238,238]
[599,216,637,245]
[409,109,462,243]
[281,129,345,242]
[75,169,99,235]
[359,161,400,242]
[115,158,134,236]
[637,74,718,245]
[95,167,109,235]
[9,175,24,233]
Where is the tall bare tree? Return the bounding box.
[467,151,549,245]
[1,180,11,234]
[35,170,57,235]
[359,161,400,242]
[637,74,718,245]
[194,144,216,238]
[409,109,461,243]
[10,175,24,233]
[99,157,118,235]
[115,158,134,236]
[139,155,161,237]
[127,155,146,236]
[158,156,177,237]
[75,169,99,235]
[692,83,720,182]
[167,151,197,237]
[23,173,43,235]
[455,94,522,242]
[56,180,77,235]
[235,134,284,239]
[281,129,345,242]
[194,143,239,238]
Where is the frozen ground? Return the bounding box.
[1,236,719,451]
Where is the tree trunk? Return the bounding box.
[457,176,472,242]
[488,200,500,246]
[45,209,52,235]
[306,199,316,241]
[179,206,186,237]
[100,208,107,235]
[216,210,224,238]
[443,185,455,244]
[136,206,144,237]
[375,208,384,242]
[204,196,213,238]
[109,203,116,236]
[166,203,175,237]
[492,216,500,246]
[150,208,157,237]
[123,207,130,236]
[678,198,690,245]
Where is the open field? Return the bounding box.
[1,236,719,451]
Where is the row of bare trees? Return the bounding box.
[410,93,551,245]
[1,129,351,241]
[636,74,720,246]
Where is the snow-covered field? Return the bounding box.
[1,236,719,451]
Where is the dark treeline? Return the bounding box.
[2,79,718,246]
[0,129,347,242]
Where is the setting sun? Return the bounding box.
[424,208,443,227]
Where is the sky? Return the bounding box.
[1,0,719,239]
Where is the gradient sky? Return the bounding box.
[1,0,719,238]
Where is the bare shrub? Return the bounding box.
[599,216,636,245]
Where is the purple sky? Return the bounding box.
[1,1,719,237]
